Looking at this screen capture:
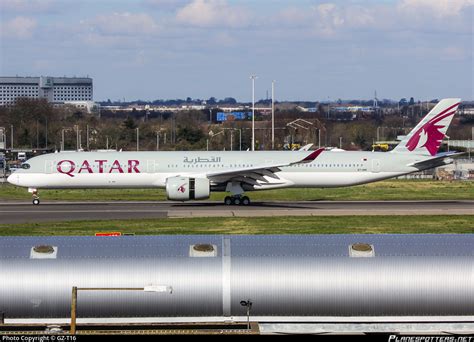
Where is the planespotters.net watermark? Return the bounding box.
[389,336,473,342]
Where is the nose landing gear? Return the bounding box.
[29,188,40,205]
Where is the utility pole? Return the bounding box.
[45,117,48,149]
[36,120,39,149]
[136,127,139,151]
[86,125,89,151]
[10,125,13,150]
[318,128,321,148]
[239,129,242,151]
[250,75,257,151]
[272,80,275,150]
[156,131,160,151]
[230,130,233,151]
[61,129,65,151]
[327,97,331,120]
[75,125,79,151]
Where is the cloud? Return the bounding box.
[440,46,468,61]
[84,12,160,36]
[0,0,54,12]
[143,0,187,10]
[1,16,37,39]
[398,0,474,18]
[176,0,251,28]
[307,3,377,37]
[273,1,472,37]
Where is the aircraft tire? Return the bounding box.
[32,198,40,205]
[224,196,233,205]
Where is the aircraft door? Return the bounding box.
[147,160,159,173]
[371,159,381,173]
[44,160,56,174]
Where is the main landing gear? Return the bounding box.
[224,195,251,206]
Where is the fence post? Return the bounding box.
[70,286,77,335]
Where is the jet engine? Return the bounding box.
[166,176,210,201]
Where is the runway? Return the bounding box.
[0,200,472,224]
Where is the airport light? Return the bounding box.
[250,75,257,151]
[240,299,253,330]
[71,286,172,335]
[208,130,224,151]
[222,128,241,151]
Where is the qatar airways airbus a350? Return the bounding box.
[8,98,462,205]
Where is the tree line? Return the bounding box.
[0,98,471,154]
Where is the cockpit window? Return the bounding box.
[21,163,30,169]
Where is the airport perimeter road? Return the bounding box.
[0,200,472,224]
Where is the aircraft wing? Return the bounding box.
[407,151,465,170]
[206,148,324,186]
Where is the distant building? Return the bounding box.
[0,76,93,106]
[0,127,5,150]
[63,100,100,114]
[332,106,374,113]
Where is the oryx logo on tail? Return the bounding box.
[392,99,461,156]
[405,102,459,156]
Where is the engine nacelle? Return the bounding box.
[166,177,210,201]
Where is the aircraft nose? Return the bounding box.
[7,173,19,186]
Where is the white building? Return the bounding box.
[0,76,93,106]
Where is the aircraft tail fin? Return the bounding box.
[391,98,461,156]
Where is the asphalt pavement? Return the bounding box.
[0,200,472,223]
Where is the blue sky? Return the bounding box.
[1,0,472,102]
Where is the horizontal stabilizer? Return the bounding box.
[407,152,465,170]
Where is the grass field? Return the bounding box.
[0,215,472,236]
[1,180,473,201]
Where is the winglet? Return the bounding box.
[300,148,324,163]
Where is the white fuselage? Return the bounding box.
[8,150,424,191]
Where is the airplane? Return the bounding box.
[8,98,463,206]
